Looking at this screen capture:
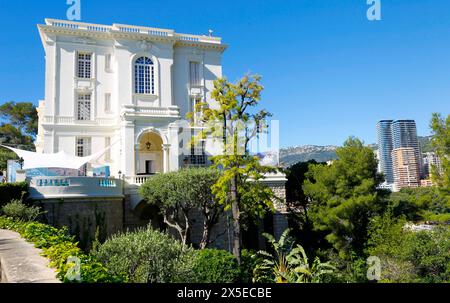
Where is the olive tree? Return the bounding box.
[139,167,222,248]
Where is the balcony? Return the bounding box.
[121,105,180,119]
[28,177,124,199]
[42,116,118,126]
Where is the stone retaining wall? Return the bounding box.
[35,198,124,250]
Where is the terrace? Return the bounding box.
[28,176,124,199]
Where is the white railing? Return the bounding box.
[175,33,222,44]
[113,24,174,37]
[122,105,180,118]
[46,19,112,32]
[43,116,118,126]
[44,19,222,44]
[126,175,154,185]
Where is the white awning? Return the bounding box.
[1,141,118,170]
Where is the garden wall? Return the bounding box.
[34,198,124,250]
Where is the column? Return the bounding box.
[121,120,135,177]
[163,144,171,173]
[135,144,141,175]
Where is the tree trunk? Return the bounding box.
[230,176,242,264]
[199,220,210,249]
[164,214,188,246]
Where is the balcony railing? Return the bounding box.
[125,175,155,185]
[121,105,180,119]
[44,19,222,44]
[28,177,123,199]
[43,116,118,126]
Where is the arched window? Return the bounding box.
[134,57,154,95]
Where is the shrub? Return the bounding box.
[0,182,28,207]
[254,230,335,283]
[0,216,122,283]
[190,249,240,283]
[1,200,43,221]
[94,226,196,283]
[239,249,261,283]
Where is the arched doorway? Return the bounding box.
[136,132,164,175]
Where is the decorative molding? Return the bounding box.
[74,37,97,45]
[138,40,152,51]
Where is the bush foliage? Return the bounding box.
[1,199,42,221]
[367,213,450,283]
[190,249,240,283]
[0,216,123,283]
[94,226,196,283]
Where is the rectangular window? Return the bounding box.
[77,93,91,121]
[190,140,206,166]
[76,137,92,157]
[105,137,111,161]
[189,62,201,87]
[76,137,91,176]
[77,52,92,78]
[105,54,111,71]
[104,93,111,113]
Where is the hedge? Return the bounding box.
[190,249,240,283]
[0,182,28,207]
[0,216,124,283]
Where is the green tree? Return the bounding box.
[0,148,18,171]
[0,101,37,169]
[140,167,222,248]
[0,101,38,137]
[303,137,385,258]
[188,75,278,263]
[367,212,450,283]
[430,113,450,192]
[285,160,330,256]
[0,124,34,147]
[388,187,450,223]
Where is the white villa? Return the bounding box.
[12,19,288,248]
[35,19,226,184]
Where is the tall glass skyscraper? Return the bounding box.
[377,119,422,186]
[392,120,422,177]
[377,120,394,183]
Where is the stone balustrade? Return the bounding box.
[44,19,222,44]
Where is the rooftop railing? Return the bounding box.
[44,19,222,44]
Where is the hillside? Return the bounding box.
[280,145,338,166]
[280,136,433,167]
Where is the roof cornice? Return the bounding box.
[38,19,227,52]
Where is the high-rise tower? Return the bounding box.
[377,120,394,183]
[392,120,422,177]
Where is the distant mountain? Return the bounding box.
[418,136,434,153]
[280,136,433,167]
[280,145,338,166]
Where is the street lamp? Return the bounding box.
[18,157,24,170]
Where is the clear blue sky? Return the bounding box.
[1,0,449,148]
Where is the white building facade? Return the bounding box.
[36,19,227,184]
